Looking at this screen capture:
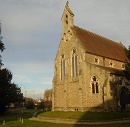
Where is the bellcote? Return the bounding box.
[61,1,74,39]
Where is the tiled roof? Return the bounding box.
[72,25,129,63]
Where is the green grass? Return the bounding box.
[0,119,130,127]
[0,109,37,123]
[1,111,130,127]
[39,111,130,121]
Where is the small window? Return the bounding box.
[73,49,76,54]
[94,57,99,64]
[66,14,68,24]
[61,54,64,58]
[109,60,114,67]
[91,76,99,94]
[121,63,125,70]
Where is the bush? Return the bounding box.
[25,100,35,109]
[37,101,45,110]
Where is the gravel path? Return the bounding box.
[29,117,130,125]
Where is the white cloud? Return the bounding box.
[4,61,53,93]
[24,90,44,99]
[13,74,33,83]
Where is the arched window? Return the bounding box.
[91,76,99,94]
[61,54,65,80]
[72,49,78,77]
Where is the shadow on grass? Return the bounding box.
[73,100,130,127]
[0,109,37,124]
[72,75,130,126]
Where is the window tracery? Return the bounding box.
[94,57,99,64]
[109,60,114,67]
[121,63,125,70]
[91,76,99,94]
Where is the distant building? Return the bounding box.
[52,2,130,112]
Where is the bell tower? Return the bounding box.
[61,1,74,41]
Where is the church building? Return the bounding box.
[52,2,130,112]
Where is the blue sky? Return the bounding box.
[0,0,130,99]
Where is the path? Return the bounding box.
[29,117,130,125]
[32,112,38,117]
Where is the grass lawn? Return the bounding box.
[1,110,130,127]
[0,109,37,123]
[39,111,130,121]
[0,119,130,127]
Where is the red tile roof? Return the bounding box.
[72,25,129,63]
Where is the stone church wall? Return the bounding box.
[85,53,125,70]
[52,2,130,112]
[80,62,113,111]
[53,30,119,111]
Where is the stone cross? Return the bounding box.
[66,1,69,6]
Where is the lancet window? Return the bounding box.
[72,49,78,77]
[61,54,66,80]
